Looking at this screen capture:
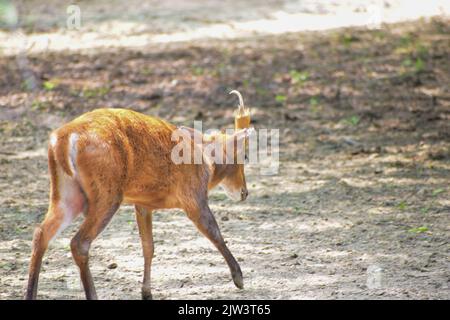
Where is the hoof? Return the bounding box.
[142,288,153,300]
[232,271,244,289]
[24,293,35,300]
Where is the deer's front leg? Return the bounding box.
[135,206,154,300]
[185,202,243,289]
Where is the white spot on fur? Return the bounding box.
[53,203,75,239]
[50,133,58,147]
[51,167,84,241]
[68,133,79,176]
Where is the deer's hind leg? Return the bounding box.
[70,195,121,300]
[26,168,86,300]
[69,138,125,299]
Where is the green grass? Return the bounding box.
[420,207,430,214]
[293,206,303,214]
[432,188,445,196]
[396,35,430,74]
[402,58,413,67]
[31,100,51,111]
[408,226,429,234]
[340,34,359,46]
[309,97,318,106]
[397,35,428,55]
[416,44,429,58]
[82,86,110,99]
[372,30,386,40]
[289,70,309,85]
[397,201,407,211]
[309,96,319,112]
[256,86,268,96]
[192,66,204,76]
[43,80,58,91]
[399,34,414,48]
[414,58,425,73]
[275,94,287,103]
[343,115,360,126]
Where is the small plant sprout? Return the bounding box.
[43,80,58,91]
[289,70,309,85]
[432,188,444,197]
[309,97,320,113]
[275,94,287,104]
[408,226,429,234]
[397,201,407,211]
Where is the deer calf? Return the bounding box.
[25,91,253,300]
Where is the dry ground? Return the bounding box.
[0,11,449,299]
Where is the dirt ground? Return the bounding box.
[0,2,449,299]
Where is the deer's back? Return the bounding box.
[50,108,196,208]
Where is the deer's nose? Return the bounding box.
[240,188,248,201]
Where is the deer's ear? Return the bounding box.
[232,127,255,141]
[177,126,203,141]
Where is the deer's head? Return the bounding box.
[176,91,253,201]
[209,90,252,201]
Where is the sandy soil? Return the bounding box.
[2,0,449,54]
[0,2,449,300]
